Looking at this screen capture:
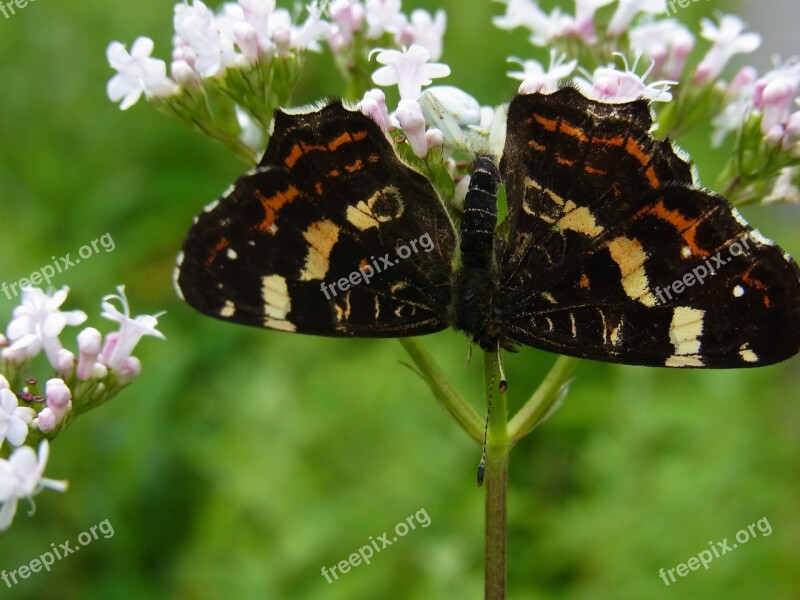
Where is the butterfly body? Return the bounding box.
[452,156,509,351]
[176,88,800,368]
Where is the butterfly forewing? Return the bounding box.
[177,101,457,338]
[496,88,800,367]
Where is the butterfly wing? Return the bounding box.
[176,101,457,338]
[497,88,800,367]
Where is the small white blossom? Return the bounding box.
[292,2,331,51]
[3,287,87,369]
[328,0,366,51]
[0,441,68,531]
[365,0,407,38]
[569,0,614,41]
[236,105,265,152]
[711,65,757,147]
[174,0,242,77]
[99,286,165,372]
[629,20,695,81]
[753,60,800,134]
[493,0,566,46]
[509,50,577,94]
[577,55,674,102]
[694,15,761,84]
[711,97,752,147]
[106,37,178,110]
[371,44,450,100]
[0,388,36,448]
[398,9,446,62]
[764,167,800,203]
[607,0,666,37]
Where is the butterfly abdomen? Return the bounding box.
[452,157,504,349]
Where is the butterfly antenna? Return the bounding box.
[477,346,507,486]
[477,360,493,486]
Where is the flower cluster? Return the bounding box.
[0,286,164,530]
[108,0,800,207]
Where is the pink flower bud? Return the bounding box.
[45,378,72,412]
[36,408,58,433]
[118,356,142,383]
[395,99,428,157]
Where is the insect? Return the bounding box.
[175,87,800,370]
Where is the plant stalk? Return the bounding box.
[483,351,509,600]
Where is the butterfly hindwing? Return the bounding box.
[496,88,800,367]
[176,101,457,337]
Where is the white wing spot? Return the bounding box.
[739,343,758,363]
[665,306,705,367]
[261,275,291,320]
[220,300,235,317]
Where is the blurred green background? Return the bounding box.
[1,0,799,599]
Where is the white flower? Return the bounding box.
[236,105,265,152]
[3,287,87,369]
[493,0,567,46]
[174,0,242,78]
[509,50,577,94]
[99,286,165,372]
[365,0,407,38]
[106,37,178,110]
[292,2,331,51]
[0,389,35,448]
[328,0,366,51]
[694,15,761,83]
[577,55,674,102]
[764,167,800,203]
[371,44,450,100]
[398,9,447,62]
[560,0,614,42]
[753,60,800,134]
[629,19,695,81]
[607,0,666,37]
[0,441,68,531]
[711,97,752,147]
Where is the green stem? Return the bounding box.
[483,351,509,600]
[398,338,483,442]
[507,356,577,444]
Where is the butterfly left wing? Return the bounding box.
[496,88,800,367]
[175,101,458,338]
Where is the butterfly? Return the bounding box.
[175,87,800,369]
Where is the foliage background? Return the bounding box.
[0,0,798,598]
